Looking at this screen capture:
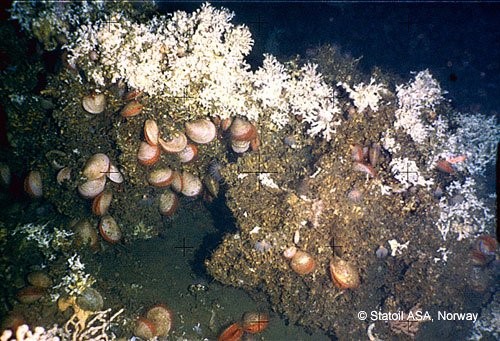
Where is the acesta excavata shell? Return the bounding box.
[82,93,106,114]
[56,167,72,185]
[137,141,160,166]
[134,317,157,340]
[180,172,203,197]
[158,132,188,153]
[436,159,455,174]
[144,119,159,146]
[98,215,122,244]
[218,322,243,341]
[16,286,45,304]
[72,219,99,251]
[159,190,178,217]
[83,153,110,181]
[230,117,257,141]
[185,119,217,144]
[177,144,198,163]
[231,140,250,154]
[290,250,316,275]
[329,258,360,289]
[92,190,112,216]
[24,171,43,198]
[148,168,174,187]
[121,101,143,117]
[242,311,269,334]
[146,304,173,337]
[78,176,106,199]
[170,171,183,193]
[106,163,124,183]
[27,271,53,289]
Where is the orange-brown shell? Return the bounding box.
[230,117,257,141]
[158,132,188,153]
[242,311,269,334]
[148,168,174,187]
[134,317,157,340]
[218,322,243,341]
[146,304,173,337]
[121,101,143,117]
[290,250,316,275]
[137,142,161,166]
[24,171,43,198]
[92,190,112,216]
[185,119,217,144]
[329,258,360,289]
[144,119,159,146]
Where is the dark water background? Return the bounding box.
[160,1,500,117]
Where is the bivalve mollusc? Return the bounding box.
[185,119,217,144]
[106,163,124,183]
[137,141,160,166]
[73,219,99,251]
[121,100,143,117]
[78,176,106,199]
[242,311,269,334]
[144,119,159,146]
[92,190,112,216]
[290,250,316,275]
[148,168,174,187]
[177,144,198,163]
[24,171,43,198]
[27,271,52,289]
[83,153,110,180]
[231,140,250,154]
[329,258,360,289]
[98,215,122,244]
[230,117,257,141]
[218,322,243,341]
[159,190,178,216]
[181,172,203,197]
[134,317,157,340]
[16,286,45,304]
[82,93,106,114]
[158,132,188,153]
[170,171,183,193]
[56,167,72,185]
[146,304,173,337]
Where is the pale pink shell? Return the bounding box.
[24,170,43,198]
[185,119,217,144]
[177,144,198,163]
[283,246,297,259]
[82,153,110,180]
[144,119,159,146]
[148,168,174,187]
[99,215,122,243]
[158,132,187,153]
[170,171,183,193]
[230,117,257,141]
[106,163,124,183]
[78,176,106,199]
[181,172,203,197]
[231,140,250,154]
[92,190,112,216]
[137,142,160,166]
[159,190,178,216]
[56,167,72,185]
[82,93,106,114]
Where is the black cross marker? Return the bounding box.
[329,229,344,258]
[104,18,120,32]
[398,13,418,33]
[174,237,194,257]
[247,14,268,38]
[399,318,417,334]
[236,120,281,191]
[393,162,419,182]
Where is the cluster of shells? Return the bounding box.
[79,90,262,235]
[283,247,360,290]
[76,153,124,244]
